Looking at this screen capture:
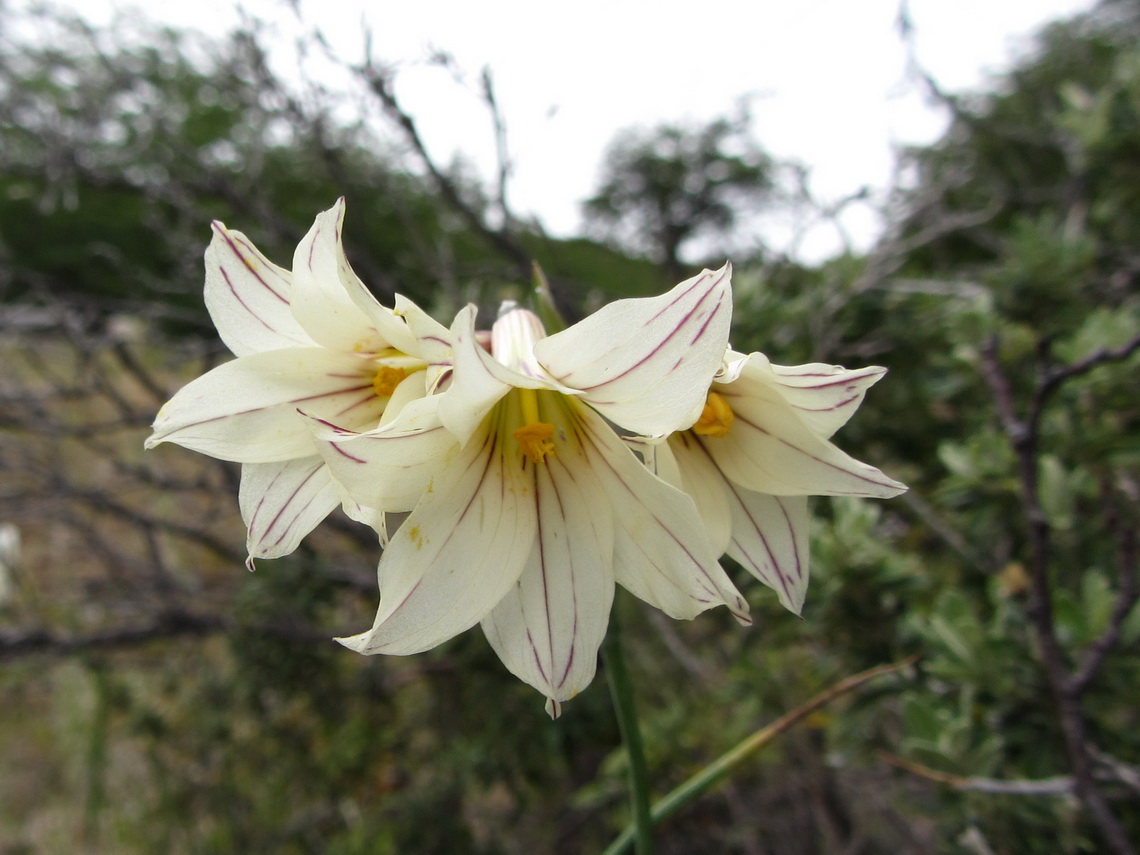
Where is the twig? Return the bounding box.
[1030,333,1140,439]
[0,611,335,662]
[355,53,532,278]
[480,66,515,231]
[878,751,1073,795]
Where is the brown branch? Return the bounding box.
[1034,333,1140,427]
[1070,483,1139,696]
[356,52,533,279]
[480,66,515,232]
[879,751,1074,795]
[980,337,1137,855]
[0,612,226,660]
[0,611,336,662]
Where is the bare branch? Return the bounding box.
[980,334,1138,855]
[355,55,533,278]
[0,611,337,662]
[879,751,1074,795]
[1070,480,1140,696]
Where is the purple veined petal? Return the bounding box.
[534,264,733,436]
[712,372,907,498]
[725,490,810,615]
[395,294,454,390]
[573,401,751,625]
[482,421,616,717]
[336,416,537,656]
[146,348,387,463]
[289,199,390,353]
[491,306,555,381]
[664,432,734,555]
[239,457,341,569]
[764,357,887,439]
[307,400,460,513]
[204,224,315,357]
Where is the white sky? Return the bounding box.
[56,0,1096,260]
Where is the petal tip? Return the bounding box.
[731,603,753,627]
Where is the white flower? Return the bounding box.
[146,199,449,567]
[311,267,750,716]
[654,351,907,614]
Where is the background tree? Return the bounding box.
[727,0,1140,849]
[583,110,778,281]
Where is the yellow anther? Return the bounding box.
[514,422,556,464]
[373,366,409,398]
[692,391,734,438]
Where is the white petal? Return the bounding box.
[534,264,733,435]
[289,199,389,353]
[376,368,431,427]
[395,294,454,390]
[664,433,733,555]
[147,348,385,463]
[204,224,315,356]
[344,283,422,357]
[575,402,750,624]
[713,366,906,498]
[308,397,459,513]
[725,490,810,614]
[437,305,515,445]
[715,349,750,384]
[337,418,537,655]
[767,359,886,439]
[482,438,615,707]
[240,458,341,567]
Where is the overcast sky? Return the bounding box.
[63,0,1096,259]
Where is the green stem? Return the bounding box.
[600,656,918,855]
[602,617,654,855]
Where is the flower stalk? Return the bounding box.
[602,611,654,855]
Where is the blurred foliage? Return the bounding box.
[2,1,1140,854]
[0,4,660,333]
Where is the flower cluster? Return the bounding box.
[148,200,905,716]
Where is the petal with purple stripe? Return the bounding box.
[534,264,733,436]
[725,490,810,614]
[482,419,615,715]
[147,348,386,463]
[337,416,536,656]
[575,401,750,624]
[204,224,315,356]
[240,457,341,567]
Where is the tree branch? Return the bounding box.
[879,751,1074,795]
[355,53,533,278]
[980,337,1137,855]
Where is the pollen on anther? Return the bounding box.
[693,391,734,438]
[514,422,556,464]
[373,366,409,398]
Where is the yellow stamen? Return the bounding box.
[692,391,734,438]
[373,366,409,398]
[514,388,556,464]
[515,422,556,464]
